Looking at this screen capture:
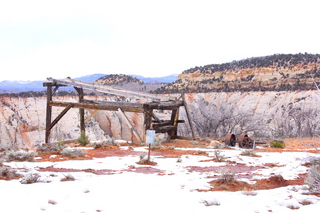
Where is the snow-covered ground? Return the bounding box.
[0,145,319,213]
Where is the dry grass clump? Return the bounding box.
[305,165,320,193]
[213,150,227,162]
[92,138,119,149]
[0,166,21,179]
[61,173,75,181]
[216,169,236,183]
[240,150,260,157]
[5,150,37,162]
[20,173,41,184]
[200,199,220,206]
[61,148,86,158]
[36,142,66,152]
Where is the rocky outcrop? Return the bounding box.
[0,95,145,148]
[153,53,320,93]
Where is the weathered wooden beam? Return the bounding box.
[118,108,143,142]
[84,110,99,124]
[154,125,177,133]
[49,101,145,113]
[182,93,195,138]
[47,104,73,131]
[75,87,85,133]
[45,85,53,143]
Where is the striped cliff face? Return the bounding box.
[1,90,320,148]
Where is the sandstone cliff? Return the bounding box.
[1,90,320,148]
[153,53,320,93]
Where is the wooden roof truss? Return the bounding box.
[43,77,195,143]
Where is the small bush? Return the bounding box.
[299,199,313,205]
[77,131,90,146]
[305,165,320,193]
[92,138,118,149]
[168,146,175,150]
[61,148,86,158]
[138,152,148,163]
[37,143,66,152]
[61,173,75,181]
[240,150,259,157]
[150,142,162,150]
[304,156,320,166]
[5,150,37,162]
[270,141,285,148]
[213,150,227,162]
[0,166,20,179]
[216,169,236,183]
[212,143,226,149]
[20,173,41,184]
[191,141,199,145]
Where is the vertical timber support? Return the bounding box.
[143,105,153,142]
[45,85,53,143]
[75,87,85,134]
[169,107,179,137]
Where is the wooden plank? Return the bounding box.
[66,77,173,101]
[46,77,171,102]
[117,108,143,142]
[47,104,73,131]
[154,125,177,133]
[84,110,99,124]
[49,101,145,113]
[182,93,195,138]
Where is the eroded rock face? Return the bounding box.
[1,90,320,148]
[0,95,145,148]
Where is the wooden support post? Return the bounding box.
[143,105,153,142]
[45,85,53,143]
[182,93,195,138]
[169,107,179,137]
[75,87,85,134]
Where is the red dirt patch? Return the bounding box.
[202,174,307,192]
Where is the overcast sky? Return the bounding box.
[0,0,319,81]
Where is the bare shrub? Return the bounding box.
[240,150,260,157]
[200,199,220,206]
[61,148,86,158]
[150,141,162,150]
[216,169,236,183]
[36,142,66,152]
[0,166,20,179]
[61,173,75,181]
[304,156,320,166]
[92,138,119,149]
[213,150,227,162]
[138,152,148,163]
[305,165,320,193]
[20,173,41,184]
[299,199,313,205]
[5,150,37,162]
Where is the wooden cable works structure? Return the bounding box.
[43,77,195,143]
